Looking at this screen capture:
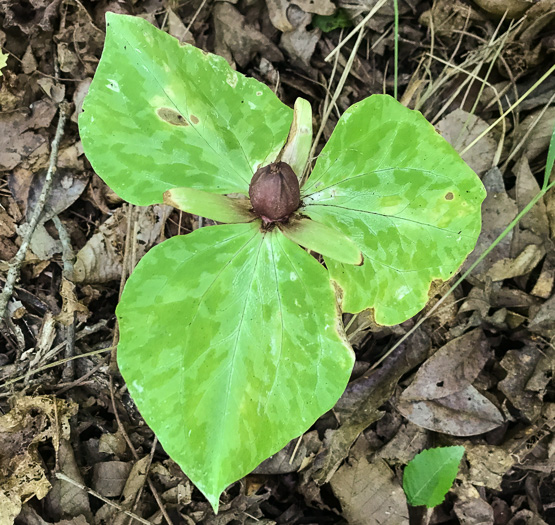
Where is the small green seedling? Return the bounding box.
[79,13,485,511]
[403,446,465,508]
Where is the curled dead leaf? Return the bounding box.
[73,205,171,283]
[0,396,78,525]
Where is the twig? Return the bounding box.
[0,102,70,322]
[460,63,555,155]
[303,27,366,186]
[289,434,303,465]
[0,346,113,389]
[370,180,555,372]
[184,0,209,39]
[324,0,389,62]
[54,473,153,525]
[109,376,175,525]
[127,436,159,525]
[53,215,76,382]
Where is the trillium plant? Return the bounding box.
[80,13,486,511]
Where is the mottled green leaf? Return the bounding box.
[403,446,465,508]
[302,95,486,325]
[279,217,363,265]
[164,187,255,223]
[79,13,293,205]
[116,223,354,510]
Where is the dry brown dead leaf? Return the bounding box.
[254,431,321,474]
[515,156,550,241]
[375,421,429,465]
[55,278,89,325]
[213,2,283,68]
[513,106,555,162]
[529,292,555,338]
[472,0,534,18]
[516,0,555,43]
[463,168,518,279]
[0,100,56,172]
[44,440,92,522]
[167,8,195,45]
[110,455,150,525]
[465,444,516,489]
[309,331,430,484]
[73,204,171,283]
[1,0,62,35]
[499,345,554,423]
[436,109,498,176]
[91,461,132,498]
[486,243,546,282]
[402,329,490,401]
[420,0,486,36]
[397,329,505,436]
[295,0,335,15]
[397,383,505,436]
[330,436,409,525]
[0,396,78,525]
[0,205,18,261]
[453,482,495,525]
[98,431,127,457]
[266,0,295,32]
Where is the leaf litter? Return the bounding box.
[0,0,555,523]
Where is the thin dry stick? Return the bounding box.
[369,182,554,372]
[109,376,175,525]
[56,358,108,395]
[303,27,367,185]
[110,203,135,369]
[126,436,159,525]
[184,0,209,38]
[55,473,153,525]
[460,63,555,155]
[52,215,77,382]
[502,90,555,169]
[324,0,389,63]
[0,346,113,389]
[288,434,303,465]
[0,102,70,322]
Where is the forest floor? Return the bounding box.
[1,0,555,524]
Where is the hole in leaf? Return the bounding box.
[157,108,189,126]
[445,192,454,200]
[436,381,444,387]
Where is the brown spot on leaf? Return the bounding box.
[445,192,454,200]
[190,115,199,125]
[157,108,188,126]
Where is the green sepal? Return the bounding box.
[277,97,313,177]
[164,187,256,223]
[279,217,363,265]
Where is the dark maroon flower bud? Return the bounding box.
[249,162,301,222]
